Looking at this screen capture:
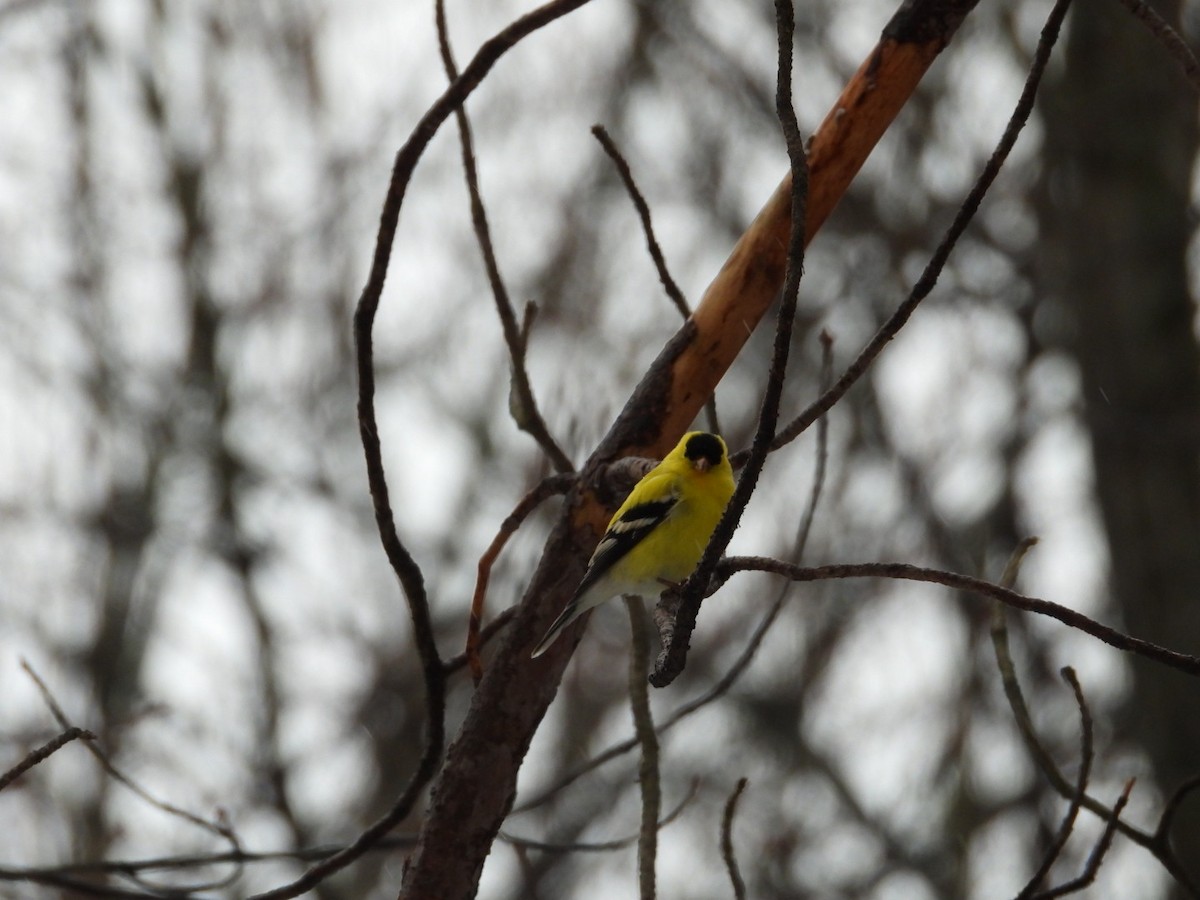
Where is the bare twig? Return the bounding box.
[437,0,573,474]
[1015,668,1093,899]
[500,783,697,853]
[0,868,178,899]
[21,661,237,846]
[1111,0,1200,91]
[19,661,241,895]
[0,726,94,793]
[466,473,574,681]
[1032,780,1134,899]
[447,608,516,676]
[625,596,660,900]
[734,0,1071,469]
[721,778,749,900]
[793,330,834,556]
[1156,775,1200,845]
[720,559,1200,677]
[591,124,720,434]
[0,837,417,882]
[592,124,690,319]
[652,0,810,688]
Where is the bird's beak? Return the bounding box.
[694,458,711,474]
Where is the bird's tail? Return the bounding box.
[530,595,587,658]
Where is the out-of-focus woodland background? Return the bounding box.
[2,0,1199,897]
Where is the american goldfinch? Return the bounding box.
[531,431,735,658]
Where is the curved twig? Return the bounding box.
[438,0,573,474]
[721,778,749,900]
[591,124,720,434]
[721,559,1200,677]
[465,473,574,681]
[1111,0,1200,91]
[1032,780,1135,899]
[1015,667,1093,899]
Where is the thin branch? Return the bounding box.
[0,869,179,899]
[517,591,786,814]
[720,778,749,900]
[465,473,574,682]
[651,0,810,688]
[1032,780,1135,899]
[21,661,237,847]
[1111,0,1200,91]
[1015,668,1093,899]
[734,0,1071,469]
[447,607,516,676]
[0,837,417,880]
[625,596,660,900]
[591,124,719,434]
[0,725,94,793]
[793,329,834,556]
[1156,775,1200,845]
[437,0,573,474]
[500,782,696,853]
[990,544,1076,797]
[719,559,1200,677]
[592,124,690,319]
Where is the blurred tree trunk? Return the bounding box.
[1041,0,1200,890]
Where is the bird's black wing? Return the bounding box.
[572,491,679,599]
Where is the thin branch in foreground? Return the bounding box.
[0,725,94,793]
[1015,668,1093,899]
[736,0,1073,470]
[1032,780,1135,900]
[1111,0,1200,91]
[651,0,810,688]
[591,124,720,434]
[625,596,660,900]
[720,559,1200,677]
[437,0,573,474]
[721,778,749,900]
[465,473,574,682]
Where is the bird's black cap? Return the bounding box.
[684,432,725,467]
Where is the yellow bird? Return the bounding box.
[531,431,735,658]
